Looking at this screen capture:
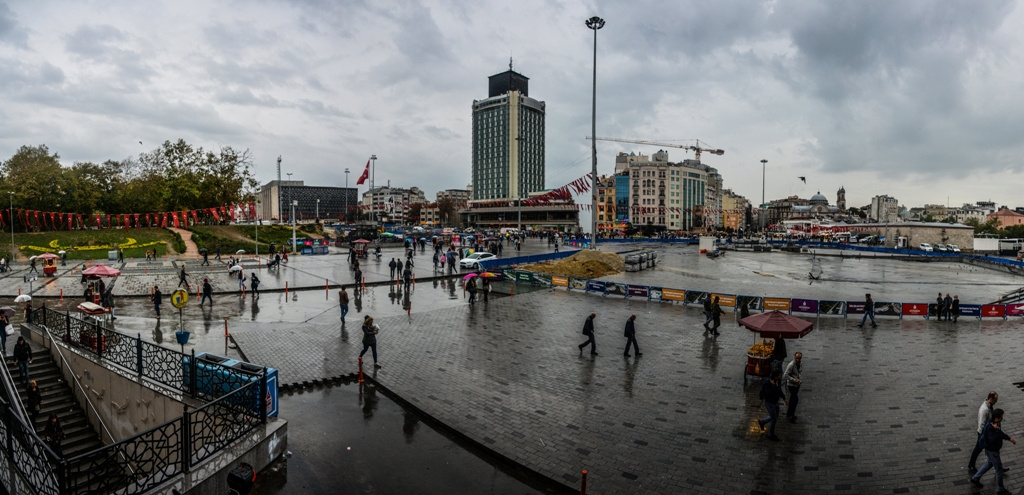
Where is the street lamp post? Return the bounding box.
[8,192,13,265]
[292,200,298,254]
[344,168,350,224]
[370,155,377,227]
[286,172,293,223]
[586,15,605,248]
[316,198,320,221]
[761,159,767,233]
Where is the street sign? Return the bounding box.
[171,289,189,309]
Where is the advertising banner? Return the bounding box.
[684,290,706,304]
[516,272,533,283]
[605,282,627,296]
[569,277,588,290]
[736,296,763,312]
[627,285,650,298]
[532,273,552,287]
[846,301,867,315]
[648,287,663,300]
[1005,303,1024,316]
[763,298,791,311]
[901,303,929,317]
[661,288,687,302]
[791,299,820,314]
[712,294,736,308]
[552,276,569,287]
[874,302,901,317]
[503,269,516,281]
[586,280,606,293]
[958,304,982,317]
[981,304,1006,318]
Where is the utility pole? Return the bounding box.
[586,16,605,248]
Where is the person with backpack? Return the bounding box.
[970,408,1016,493]
[757,371,789,441]
[578,312,597,355]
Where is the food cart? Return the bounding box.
[351,239,371,258]
[37,252,60,276]
[738,310,814,379]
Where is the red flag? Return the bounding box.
[229,205,236,222]
[77,214,83,228]
[106,214,111,228]
[249,202,256,218]
[67,215,72,230]
[95,214,101,227]
[134,214,140,229]
[356,160,370,185]
[211,208,220,221]
[191,210,198,224]
[161,213,168,228]
[172,212,179,228]
[220,206,227,218]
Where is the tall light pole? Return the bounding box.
[370,155,377,227]
[8,192,13,265]
[586,15,605,247]
[286,172,293,223]
[292,200,298,254]
[760,159,767,233]
[316,198,320,221]
[344,168,350,224]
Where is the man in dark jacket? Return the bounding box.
[757,371,789,441]
[200,278,213,307]
[152,286,163,318]
[711,296,723,335]
[578,313,598,355]
[623,314,641,357]
[702,296,713,331]
[12,337,32,386]
[943,293,953,321]
[970,408,1016,492]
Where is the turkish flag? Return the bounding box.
[161,213,168,228]
[356,160,370,185]
[173,212,180,228]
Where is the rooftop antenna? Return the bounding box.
[509,56,513,71]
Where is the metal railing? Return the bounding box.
[3,307,271,495]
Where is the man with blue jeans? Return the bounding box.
[339,288,349,321]
[971,408,1016,493]
[857,293,877,328]
[968,391,998,474]
[757,371,788,441]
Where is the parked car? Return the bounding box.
[460,252,496,269]
[948,244,961,253]
[919,243,933,252]
[934,244,948,252]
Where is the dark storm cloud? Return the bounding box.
[0,2,27,47]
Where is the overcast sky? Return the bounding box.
[2,0,1023,226]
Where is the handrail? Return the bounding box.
[0,341,31,425]
[39,323,135,479]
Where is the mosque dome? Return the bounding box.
[809,192,828,205]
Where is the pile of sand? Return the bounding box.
[520,250,624,279]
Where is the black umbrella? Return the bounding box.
[200,248,208,254]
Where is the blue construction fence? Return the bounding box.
[477,249,583,271]
[497,269,1022,320]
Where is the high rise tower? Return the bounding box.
[471,62,546,200]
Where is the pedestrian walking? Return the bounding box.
[970,408,1016,493]
[26,379,42,423]
[178,265,189,288]
[943,293,953,321]
[24,300,34,324]
[623,314,642,357]
[250,273,260,298]
[402,266,412,289]
[354,267,362,285]
[339,288,349,321]
[152,285,163,319]
[117,248,124,263]
[396,259,404,278]
[201,278,213,307]
[481,276,490,302]
[29,258,38,274]
[237,270,246,292]
[578,312,598,355]
[784,352,802,422]
[771,337,787,376]
[11,336,32,387]
[43,414,65,457]
[103,285,116,320]
[201,249,209,266]
[935,292,945,320]
[467,277,477,305]
[215,246,221,261]
[389,258,397,279]
[757,371,789,441]
[360,316,382,369]
[702,296,713,331]
[952,295,960,322]
[857,293,877,328]
[711,296,723,334]
[969,391,999,474]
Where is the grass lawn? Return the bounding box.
[9,229,177,261]
[190,224,326,254]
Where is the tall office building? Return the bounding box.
[471,64,545,200]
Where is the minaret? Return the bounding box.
[837,186,846,210]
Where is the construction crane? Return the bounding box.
[586,136,724,161]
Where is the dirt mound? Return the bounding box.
[520,250,624,279]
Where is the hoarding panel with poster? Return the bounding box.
[981,304,1006,318]
[901,303,929,317]
[661,288,687,302]
[958,304,981,318]
[683,290,706,304]
[763,297,791,311]
[627,285,650,298]
[1005,303,1024,316]
[792,298,820,314]
[586,280,606,294]
[874,302,901,317]
[846,301,866,315]
[648,287,663,300]
[736,296,763,312]
[516,272,534,284]
[569,277,587,290]
[711,294,736,308]
[532,273,552,287]
[605,282,627,296]
[552,276,568,287]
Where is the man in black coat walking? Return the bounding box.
[623,314,642,357]
[578,313,598,355]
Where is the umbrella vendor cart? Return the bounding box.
[37,252,60,276]
[351,239,371,259]
[738,310,815,379]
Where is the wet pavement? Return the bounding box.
[6,239,1024,493]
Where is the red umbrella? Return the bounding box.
[738,310,814,339]
[81,264,121,278]
[36,252,60,259]
[351,239,372,244]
